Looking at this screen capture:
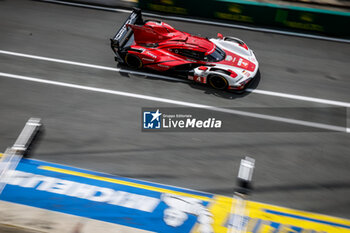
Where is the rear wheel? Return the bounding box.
[208,71,228,90]
[125,53,142,69]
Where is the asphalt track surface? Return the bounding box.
[1,0,350,219]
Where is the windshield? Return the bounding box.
[204,46,226,62]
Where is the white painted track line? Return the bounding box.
[1,49,349,108]
[0,50,185,82]
[245,89,350,108]
[0,71,348,133]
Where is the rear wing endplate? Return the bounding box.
[110,8,143,61]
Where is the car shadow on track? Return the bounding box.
[117,65,261,100]
[117,65,191,83]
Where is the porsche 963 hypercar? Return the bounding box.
[110,8,259,91]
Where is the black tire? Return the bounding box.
[125,53,142,69]
[208,71,228,90]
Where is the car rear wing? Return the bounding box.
[110,8,144,62]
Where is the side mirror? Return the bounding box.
[217,33,223,39]
[198,66,208,71]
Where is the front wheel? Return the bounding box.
[208,72,228,90]
[125,53,143,69]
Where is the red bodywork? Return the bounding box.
[126,21,211,71]
[125,21,255,73]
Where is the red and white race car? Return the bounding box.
[110,8,259,91]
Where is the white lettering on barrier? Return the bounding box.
[21,175,49,188]
[49,180,76,195]
[109,190,127,205]
[5,170,30,186]
[88,187,114,202]
[37,177,58,191]
[68,183,95,199]
[3,170,160,213]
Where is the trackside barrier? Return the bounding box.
[1,156,350,233]
[137,0,350,38]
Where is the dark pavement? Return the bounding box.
[0,0,349,219]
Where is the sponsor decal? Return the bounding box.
[275,10,323,32]
[148,3,188,15]
[219,51,255,72]
[162,194,213,232]
[157,64,170,68]
[2,170,159,212]
[237,58,249,68]
[194,76,207,84]
[146,51,157,59]
[114,13,137,40]
[228,4,242,14]
[0,159,211,233]
[160,0,174,5]
[142,58,155,62]
[242,70,251,77]
[215,12,254,23]
[225,55,233,61]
